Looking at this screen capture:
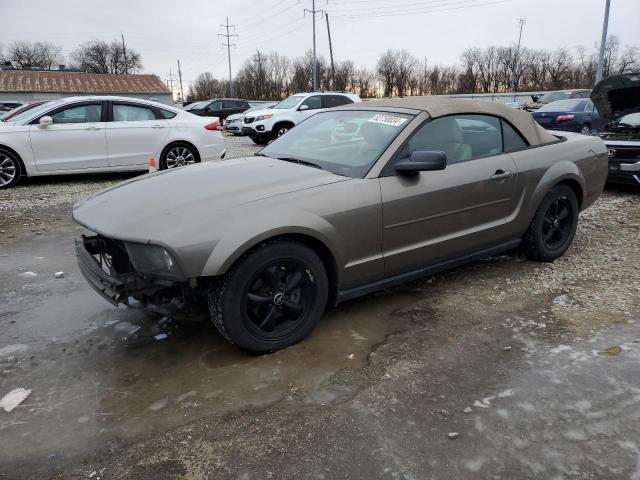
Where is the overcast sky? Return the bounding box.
[1,0,639,94]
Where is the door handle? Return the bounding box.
[490,170,514,181]
[85,126,100,131]
[151,124,166,129]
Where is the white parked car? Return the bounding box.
[0,96,225,189]
[223,102,277,135]
[241,92,361,144]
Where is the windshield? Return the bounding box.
[273,95,306,110]
[538,99,585,112]
[7,101,57,123]
[539,92,574,104]
[185,101,209,110]
[260,110,413,178]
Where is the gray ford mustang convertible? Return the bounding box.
[74,97,608,352]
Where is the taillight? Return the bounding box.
[555,114,575,123]
[205,121,221,131]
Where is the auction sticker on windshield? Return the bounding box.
[368,114,408,127]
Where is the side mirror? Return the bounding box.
[39,116,53,127]
[395,150,447,174]
[299,104,309,111]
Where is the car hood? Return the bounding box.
[591,72,640,120]
[73,157,348,246]
[246,108,280,118]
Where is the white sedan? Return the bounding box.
[0,96,225,189]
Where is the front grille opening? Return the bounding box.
[84,236,133,276]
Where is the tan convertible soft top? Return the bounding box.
[355,96,557,146]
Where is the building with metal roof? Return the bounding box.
[0,68,173,105]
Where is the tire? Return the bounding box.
[209,239,329,353]
[522,184,579,262]
[274,123,293,138]
[0,148,21,190]
[160,142,199,170]
[250,136,270,146]
[580,124,591,135]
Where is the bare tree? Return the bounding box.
[377,49,398,97]
[7,41,62,69]
[71,39,142,74]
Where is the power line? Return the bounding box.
[330,0,511,18]
[218,16,239,97]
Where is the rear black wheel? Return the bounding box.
[0,148,21,190]
[522,184,579,262]
[209,240,328,353]
[160,143,198,170]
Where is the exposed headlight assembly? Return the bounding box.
[255,114,273,121]
[125,242,182,277]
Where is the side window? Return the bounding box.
[300,96,321,110]
[159,108,177,119]
[209,101,222,110]
[222,100,236,109]
[113,104,156,122]
[50,103,103,124]
[501,120,528,152]
[322,95,354,108]
[397,114,502,164]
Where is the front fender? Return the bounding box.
[200,208,346,279]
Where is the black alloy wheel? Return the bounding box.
[209,240,328,353]
[243,260,313,341]
[541,196,573,250]
[522,184,579,262]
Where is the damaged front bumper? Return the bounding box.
[75,235,173,305]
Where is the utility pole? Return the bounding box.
[177,59,185,104]
[511,18,526,93]
[595,0,611,83]
[166,68,176,101]
[253,50,265,100]
[304,1,324,92]
[219,16,239,97]
[325,12,335,90]
[121,33,128,74]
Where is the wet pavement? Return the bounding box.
[1,148,639,478]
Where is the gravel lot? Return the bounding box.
[0,134,260,239]
[1,134,640,479]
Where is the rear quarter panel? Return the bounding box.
[508,133,607,236]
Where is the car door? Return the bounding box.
[295,95,322,123]
[204,100,223,118]
[379,114,520,277]
[28,101,108,171]
[106,101,169,167]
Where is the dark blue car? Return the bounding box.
[532,98,605,134]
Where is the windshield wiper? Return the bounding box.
[275,157,323,169]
